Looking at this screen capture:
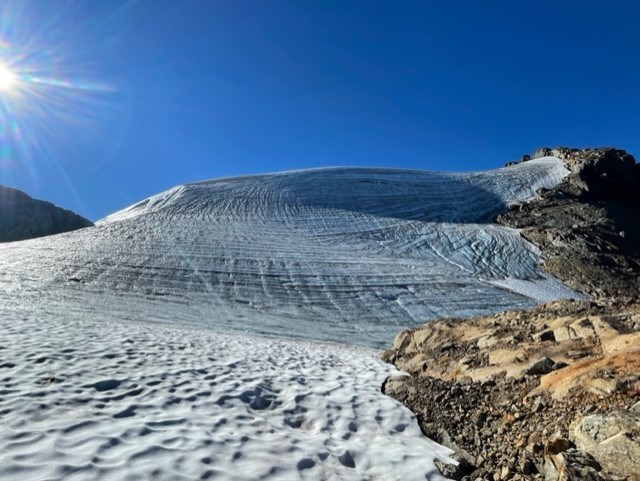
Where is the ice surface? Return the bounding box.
[0,313,453,481]
[0,157,581,348]
[0,157,585,480]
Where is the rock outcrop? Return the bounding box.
[0,185,93,242]
[573,410,640,479]
[497,148,640,300]
[382,148,640,480]
[382,300,640,480]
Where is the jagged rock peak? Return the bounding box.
[498,147,640,300]
[522,147,639,201]
[0,185,93,243]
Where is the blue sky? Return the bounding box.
[0,1,638,220]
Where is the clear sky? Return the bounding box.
[0,1,638,221]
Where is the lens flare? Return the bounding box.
[0,0,132,210]
[0,62,16,92]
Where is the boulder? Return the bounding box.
[523,357,556,376]
[573,411,640,478]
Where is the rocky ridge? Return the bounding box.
[0,185,93,242]
[382,148,640,480]
[498,147,640,299]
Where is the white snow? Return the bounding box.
[0,313,453,481]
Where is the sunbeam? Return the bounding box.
[0,0,132,214]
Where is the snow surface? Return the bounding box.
[0,157,581,348]
[0,313,453,480]
[0,156,585,480]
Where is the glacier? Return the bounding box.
[0,156,580,348]
[0,156,585,481]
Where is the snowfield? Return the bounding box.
[0,313,453,481]
[1,157,580,347]
[0,157,584,480]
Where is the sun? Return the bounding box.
[0,62,17,92]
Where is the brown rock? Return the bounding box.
[545,435,572,455]
[544,448,603,481]
[498,147,640,300]
[533,329,556,343]
[523,357,556,376]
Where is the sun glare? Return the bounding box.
[0,62,16,92]
[0,0,129,196]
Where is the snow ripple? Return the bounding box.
[0,313,453,481]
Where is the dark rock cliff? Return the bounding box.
[497,147,640,300]
[0,185,93,242]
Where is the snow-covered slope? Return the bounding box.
[0,157,584,481]
[0,157,580,347]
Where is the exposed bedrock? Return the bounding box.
[383,148,640,480]
[497,147,640,300]
[0,185,93,242]
[382,299,640,481]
